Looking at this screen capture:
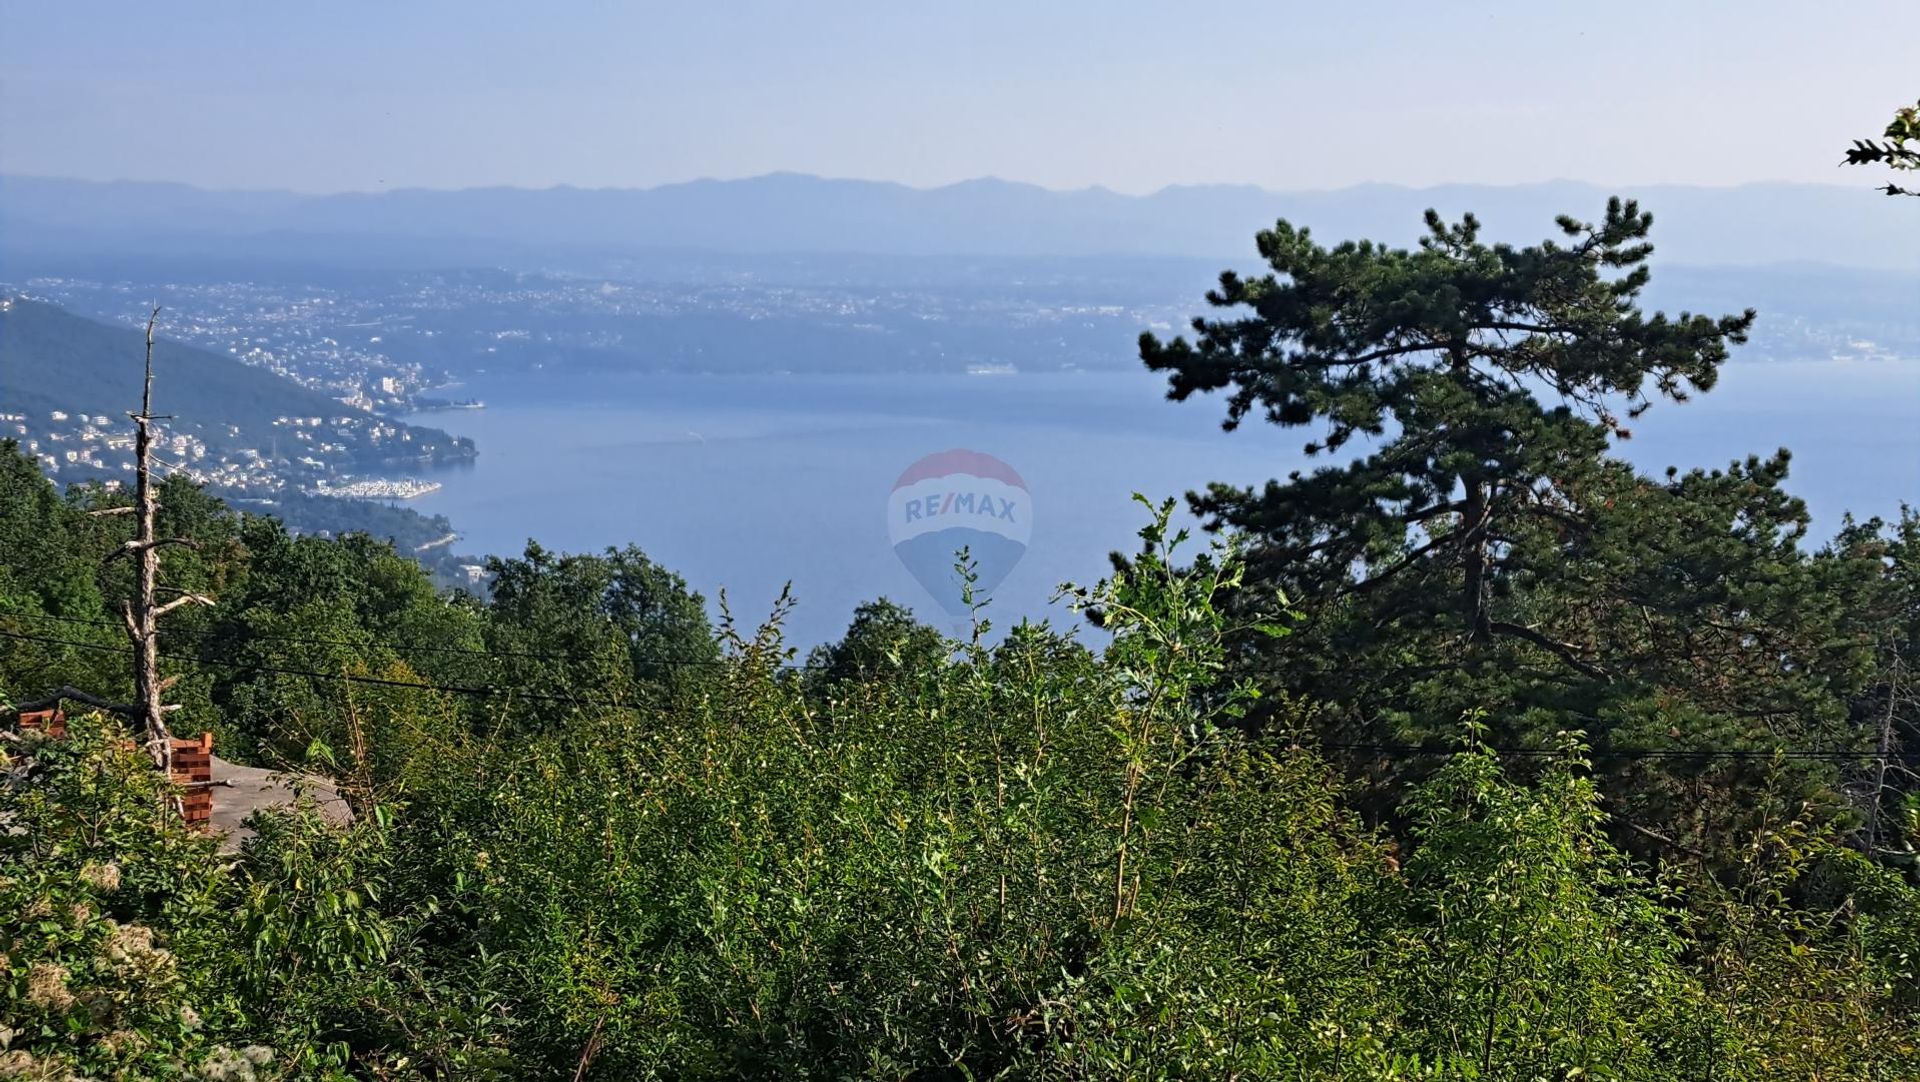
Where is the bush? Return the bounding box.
[3,504,1917,1077]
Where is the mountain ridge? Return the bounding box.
[3,170,1878,199]
[4,172,1916,268]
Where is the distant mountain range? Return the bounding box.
[5,173,1917,270]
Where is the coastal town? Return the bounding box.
[3,404,457,499]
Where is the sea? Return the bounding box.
[404,362,1920,650]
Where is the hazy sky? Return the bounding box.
[4,1,1916,195]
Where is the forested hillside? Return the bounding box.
[3,197,1920,1079]
[0,298,473,471]
[1,299,343,433]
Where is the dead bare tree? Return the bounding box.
[1865,652,1914,861]
[117,308,215,775]
[7,308,213,791]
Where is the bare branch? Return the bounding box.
[152,594,215,619]
[105,537,200,564]
[121,537,201,555]
[1625,819,1704,859]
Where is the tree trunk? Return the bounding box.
[1461,477,1492,639]
[130,311,173,777]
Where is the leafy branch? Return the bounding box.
[1842,100,1920,197]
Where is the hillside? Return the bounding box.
[0,297,472,483]
[2,297,358,435]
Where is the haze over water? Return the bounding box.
[406,361,1920,649]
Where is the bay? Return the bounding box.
[404,362,1920,649]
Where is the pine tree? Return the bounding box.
[1142,199,1752,654]
[1140,202,1893,852]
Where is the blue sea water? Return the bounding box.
[405,363,1920,649]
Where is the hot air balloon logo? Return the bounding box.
[887,450,1032,617]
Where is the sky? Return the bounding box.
[3,1,1916,195]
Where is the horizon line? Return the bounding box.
[0,170,1873,202]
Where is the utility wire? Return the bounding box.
[0,627,646,707]
[1319,741,1880,762]
[0,626,1895,763]
[3,609,728,668]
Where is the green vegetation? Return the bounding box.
[4,200,1920,1078]
[1142,200,1910,859]
[224,489,478,588]
[1844,99,1920,197]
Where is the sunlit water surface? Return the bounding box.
[404,362,1920,648]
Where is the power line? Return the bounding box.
[1319,741,1878,762]
[0,627,647,707]
[3,609,728,668]
[0,626,1892,763]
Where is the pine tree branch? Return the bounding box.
[1487,620,1611,681]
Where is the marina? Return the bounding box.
[310,477,444,500]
